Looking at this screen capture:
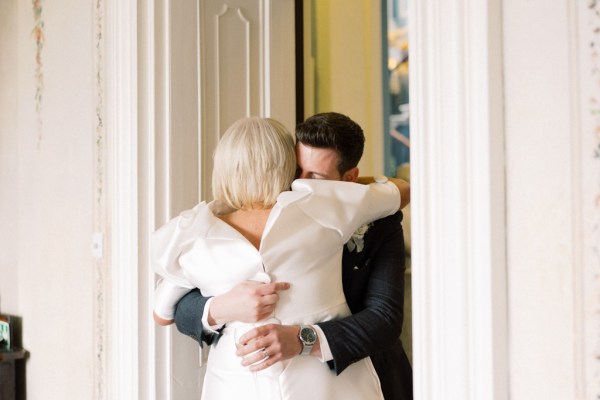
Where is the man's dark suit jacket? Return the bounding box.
[173,211,413,400]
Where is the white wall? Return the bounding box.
[504,0,598,398]
[0,1,96,398]
[307,0,384,176]
[0,0,20,315]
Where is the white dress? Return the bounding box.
[152,179,400,400]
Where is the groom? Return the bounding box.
[174,112,413,399]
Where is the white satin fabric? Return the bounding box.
[152,179,400,400]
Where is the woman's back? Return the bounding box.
[218,207,272,250]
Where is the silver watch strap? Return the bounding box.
[300,342,313,356]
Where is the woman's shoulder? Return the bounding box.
[152,200,243,255]
[154,201,214,236]
[290,179,367,198]
[291,178,357,190]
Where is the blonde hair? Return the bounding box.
[212,117,297,209]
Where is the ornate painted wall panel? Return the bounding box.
[578,1,600,398]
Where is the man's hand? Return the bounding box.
[208,281,290,326]
[235,324,321,372]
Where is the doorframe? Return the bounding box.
[409,0,508,399]
[106,0,139,399]
[107,0,509,399]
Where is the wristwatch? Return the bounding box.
[298,325,317,356]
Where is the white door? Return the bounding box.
[197,0,296,197]
[146,1,296,399]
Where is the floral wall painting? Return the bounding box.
[581,1,600,399]
[32,0,44,147]
[592,1,600,160]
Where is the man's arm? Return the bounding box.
[173,289,215,346]
[318,212,405,373]
[236,212,406,374]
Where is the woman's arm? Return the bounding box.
[153,312,174,326]
[153,279,192,326]
[356,176,410,209]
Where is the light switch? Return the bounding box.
[92,232,104,258]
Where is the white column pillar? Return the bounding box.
[409,1,508,398]
[106,0,139,398]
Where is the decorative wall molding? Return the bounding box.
[577,1,600,398]
[409,0,508,398]
[215,4,251,133]
[93,0,107,398]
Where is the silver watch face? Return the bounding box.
[300,327,317,344]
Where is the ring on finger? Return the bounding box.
[262,349,269,359]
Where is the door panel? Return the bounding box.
[198,0,296,198]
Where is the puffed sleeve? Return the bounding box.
[291,179,400,243]
[154,279,194,321]
[151,202,209,320]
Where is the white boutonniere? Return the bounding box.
[346,222,373,253]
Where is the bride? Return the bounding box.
[152,116,402,399]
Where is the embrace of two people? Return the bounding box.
[152,112,413,399]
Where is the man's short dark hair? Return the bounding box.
[295,112,365,175]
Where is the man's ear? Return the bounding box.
[342,167,359,182]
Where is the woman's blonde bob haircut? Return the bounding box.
[212,117,297,209]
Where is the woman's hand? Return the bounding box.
[208,281,291,326]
